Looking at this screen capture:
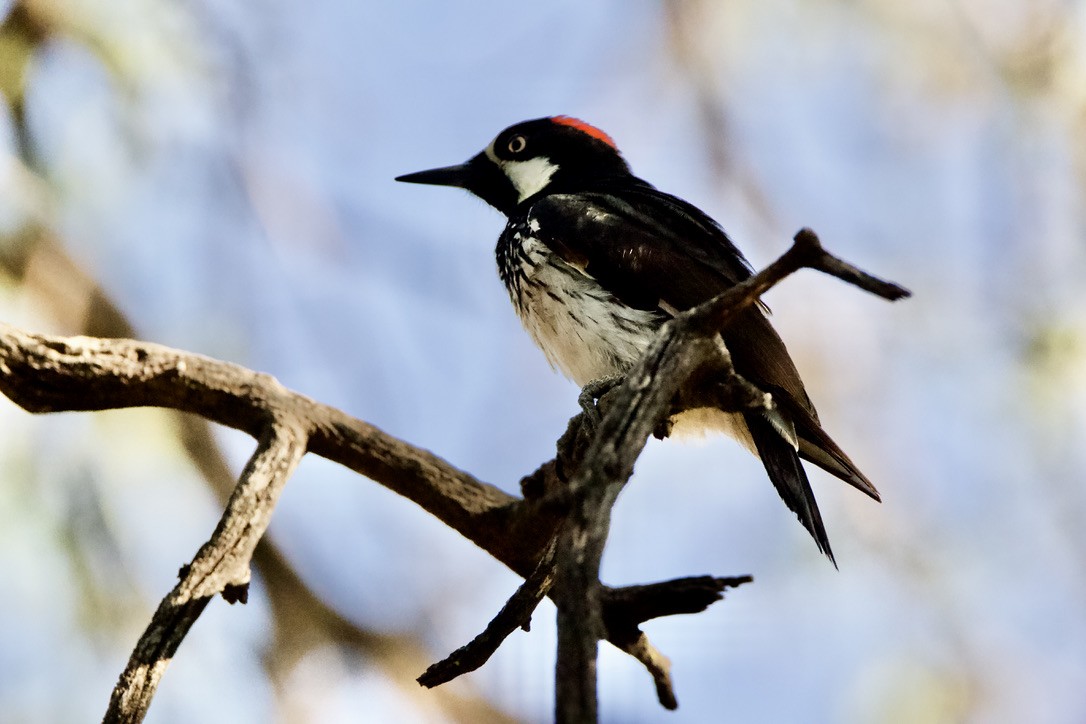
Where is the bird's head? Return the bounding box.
[396,116,631,216]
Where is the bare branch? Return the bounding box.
[104,417,308,723]
[2,228,519,724]
[691,228,910,339]
[621,633,678,710]
[548,228,909,721]
[0,326,528,564]
[419,533,560,688]
[601,576,752,709]
[0,227,910,722]
[601,575,753,633]
[0,323,724,717]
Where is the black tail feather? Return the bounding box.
[745,412,836,565]
[767,384,880,502]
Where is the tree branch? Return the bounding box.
[547,228,910,721]
[104,416,308,722]
[0,324,734,718]
[419,532,561,688]
[0,328,528,562]
[2,227,519,724]
[0,227,910,722]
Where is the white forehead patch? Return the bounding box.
[503,156,559,202]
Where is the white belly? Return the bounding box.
[507,237,757,453]
[510,237,660,385]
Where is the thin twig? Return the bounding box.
[419,534,560,688]
[601,575,753,634]
[620,633,678,710]
[104,417,308,723]
[691,228,910,338]
[602,576,752,709]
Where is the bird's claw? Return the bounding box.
[577,374,625,430]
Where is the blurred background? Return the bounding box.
[1,0,1084,722]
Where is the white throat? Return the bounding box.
[502,157,559,202]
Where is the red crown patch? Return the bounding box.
[551,116,618,149]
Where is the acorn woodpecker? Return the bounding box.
[397,116,879,562]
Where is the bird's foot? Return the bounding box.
[577,374,625,430]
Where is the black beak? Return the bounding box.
[396,153,517,214]
[395,163,472,188]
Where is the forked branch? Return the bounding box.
[547,228,909,722]
[0,227,909,723]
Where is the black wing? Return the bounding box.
[527,183,813,404]
[527,182,877,557]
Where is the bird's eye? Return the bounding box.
[507,135,527,154]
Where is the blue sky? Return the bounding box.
[1,1,1085,722]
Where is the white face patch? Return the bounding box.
[502,156,559,202]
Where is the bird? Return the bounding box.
[396,115,879,563]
